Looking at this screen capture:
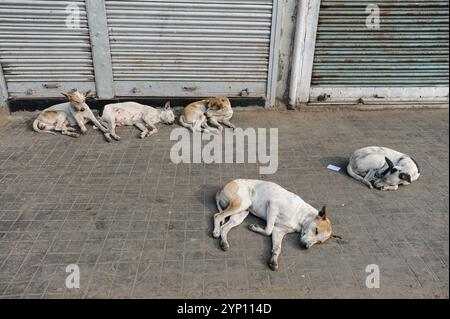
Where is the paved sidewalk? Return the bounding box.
[0,108,448,299]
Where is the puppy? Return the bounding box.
[213,179,340,271]
[99,101,175,142]
[179,97,235,133]
[347,146,420,191]
[33,90,108,137]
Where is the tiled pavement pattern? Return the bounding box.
[0,108,448,299]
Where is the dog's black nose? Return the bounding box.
[301,242,309,249]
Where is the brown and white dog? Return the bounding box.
[213,179,340,271]
[32,90,108,137]
[179,97,235,134]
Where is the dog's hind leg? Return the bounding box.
[269,226,290,271]
[249,200,278,236]
[55,122,80,138]
[213,198,251,239]
[219,210,249,251]
[347,164,374,189]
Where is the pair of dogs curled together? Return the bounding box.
[215,147,420,271]
[33,89,235,141]
[33,90,421,271]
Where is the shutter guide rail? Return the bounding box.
[86,0,114,99]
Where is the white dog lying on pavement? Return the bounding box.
[213,179,341,271]
[98,101,175,142]
[347,146,420,191]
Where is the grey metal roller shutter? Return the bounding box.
[312,0,449,87]
[105,0,274,97]
[0,0,95,98]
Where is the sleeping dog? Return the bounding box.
[98,101,175,142]
[213,179,340,271]
[179,97,235,134]
[347,146,420,191]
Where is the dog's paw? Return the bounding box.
[249,224,258,231]
[220,240,229,251]
[212,229,221,239]
[268,261,279,271]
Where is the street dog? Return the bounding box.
[347,146,420,191]
[213,179,341,271]
[98,101,175,142]
[33,90,108,137]
[179,97,235,134]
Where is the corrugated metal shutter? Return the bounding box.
[312,0,449,87]
[105,0,274,97]
[0,0,95,98]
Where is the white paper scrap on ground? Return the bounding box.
[327,164,341,172]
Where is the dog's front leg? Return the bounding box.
[207,117,223,133]
[74,113,88,134]
[249,200,277,236]
[134,121,149,139]
[221,119,236,130]
[379,184,399,191]
[87,112,109,133]
[362,169,379,189]
[269,226,289,271]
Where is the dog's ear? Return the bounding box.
[318,206,327,219]
[164,101,171,110]
[61,92,73,100]
[399,172,412,183]
[83,90,94,98]
[381,157,395,176]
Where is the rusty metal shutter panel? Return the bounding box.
[312,0,449,87]
[105,0,274,97]
[0,0,95,98]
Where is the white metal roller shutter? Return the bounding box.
[0,0,95,98]
[312,0,449,88]
[105,0,274,97]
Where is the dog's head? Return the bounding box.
[299,206,340,249]
[62,90,93,112]
[374,157,412,190]
[207,97,231,110]
[160,101,175,125]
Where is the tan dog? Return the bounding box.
[179,97,235,134]
[32,90,108,137]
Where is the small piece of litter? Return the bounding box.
[327,164,341,172]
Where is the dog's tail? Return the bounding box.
[215,190,228,213]
[32,119,56,135]
[178,115,192,130]
[346,163,371,188]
